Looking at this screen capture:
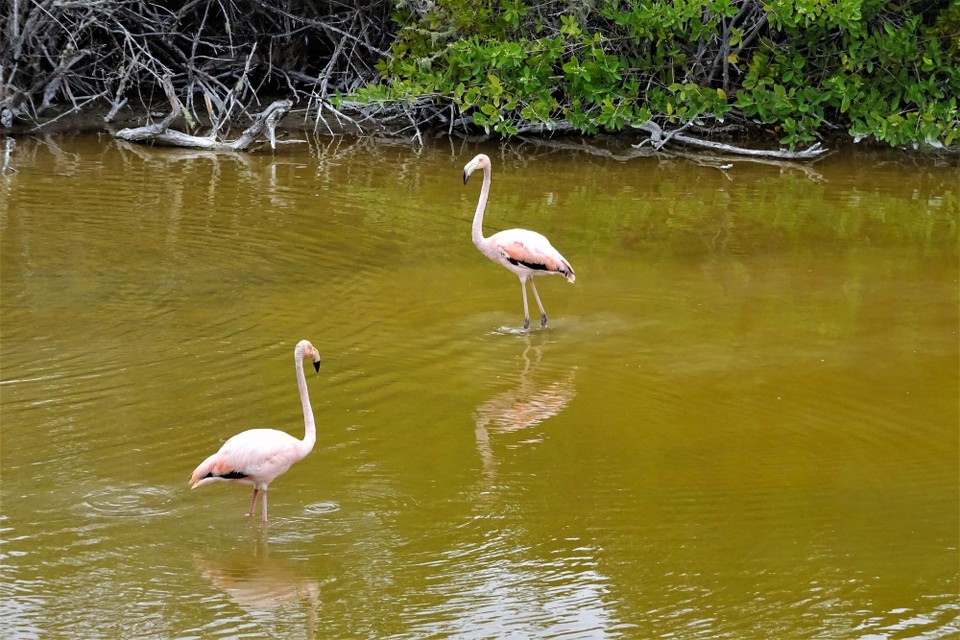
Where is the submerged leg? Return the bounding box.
[260,489,269,523]
[529,278,548,327]
[519,277,531,330]
[247,488,260,518]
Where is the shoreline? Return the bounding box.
[2,102,957,163]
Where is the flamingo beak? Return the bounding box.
[463,158,478,185]
[313,359,321,373]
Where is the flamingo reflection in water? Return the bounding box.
[425,340,625,639]
[474,336,576,490]
[194,532,321,638]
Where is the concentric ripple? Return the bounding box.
[79,485,176,518]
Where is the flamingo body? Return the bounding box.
[189,340,321,522]
[190,428,306,490]
[487,229,575,282]
[463,153,574,329]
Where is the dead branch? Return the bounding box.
[517,135,652,161]
[114,77,293,151]
[519,132,827,178]
[633,120,828,160]
[2,1,393,133]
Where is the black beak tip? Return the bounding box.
[313,361,321,373]
[463,171,469,185]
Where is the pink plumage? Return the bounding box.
[463,153,575,329]
[189,340,322,523]
[492,232,576,283]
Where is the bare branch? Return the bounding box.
[115,99,292,151]
[113,75,293,151]
[633,120,828,160]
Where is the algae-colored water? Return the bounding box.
[1,135,957,638]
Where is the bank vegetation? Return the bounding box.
[2,0,957,154]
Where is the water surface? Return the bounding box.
[1,135,957,638]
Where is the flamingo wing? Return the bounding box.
[494,231,575,282]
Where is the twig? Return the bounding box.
[26,90,108,132]
[253,2,392,59]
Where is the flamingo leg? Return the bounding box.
[529,278,548,327]
[260,489,269,523]
[519,277,531,330]
[247,488,260,518]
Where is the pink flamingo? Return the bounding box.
[190,340,322,523]
[463,153,575,329]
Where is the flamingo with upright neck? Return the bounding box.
[463,153,575,329]
[190,340,322,523]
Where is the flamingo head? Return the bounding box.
[296,340,322,373]
[463,154,491,185]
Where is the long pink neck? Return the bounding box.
[295,350,316,456]
[471,164,491,249]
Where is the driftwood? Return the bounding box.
[114,77,293,151]
[512,118,828,162]
[633,120,827,160]
[518,131,827,179]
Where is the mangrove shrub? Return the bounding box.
[355,0,959,147]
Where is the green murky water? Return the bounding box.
[1,135,957,638]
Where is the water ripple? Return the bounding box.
[79,485,176,518]
[2,136,956,640]
[300,501,341,516]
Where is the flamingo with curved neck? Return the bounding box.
[463,153,575,329]
[190,339,322,523]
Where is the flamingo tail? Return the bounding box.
[189,453,249,489]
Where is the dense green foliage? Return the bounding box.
[354,0,959,147]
